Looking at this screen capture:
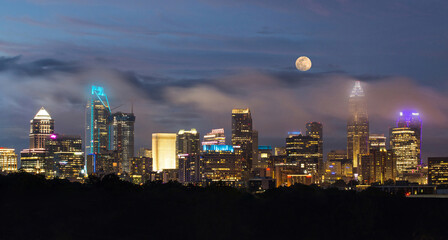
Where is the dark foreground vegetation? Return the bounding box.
[1,173,447,240]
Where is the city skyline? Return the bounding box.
[1,1,448,164]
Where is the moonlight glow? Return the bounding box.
[295,56,312,71]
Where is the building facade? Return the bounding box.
[285,132,320,177]
[0,148,17,173]
[201,145,242,185]
[390,127,420,175]
[45,134,84,181]
[152,133,177,171]
[428,157,448,185]
[360,149,396,185]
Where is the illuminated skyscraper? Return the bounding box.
[347,81,369,174]
[85,86,111,169]
[45,134,84,181]
[390,112,421,175]
[285,132,320,177]
[108,112,135,173]
[201,145,242,185]
[20,148,46,174]
[361,149,396,185]
[0,148,18,173]
[397,111,422,164]
[231,108,253,173]
[177,129,201,183]
[152,133,177,171]
[29,107,54,149]
[306,122,323,175]
[202,128,225,145]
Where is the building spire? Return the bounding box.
[350,81,365,97]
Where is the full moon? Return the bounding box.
[295,56,312,71]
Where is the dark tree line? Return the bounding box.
[0,172,447,240]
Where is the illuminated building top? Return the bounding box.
[350,81,365,97]
[33,107,52,120]
[202,145,234,152]
[232,108,250,114]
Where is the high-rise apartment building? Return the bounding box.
[108,112,135,173]
[152,133,177,171]
[231,108,253,173]
[347,81,369,174]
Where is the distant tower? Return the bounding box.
[347,81,369,175]
[29,107,54,149]
[108,112,136,174]
[85,86,111,161]
[231,108,253,173]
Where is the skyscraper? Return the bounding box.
[397,111,422,164]
[428,157,448,185]
[108,112,136,174]
[360,149,396,185]
[390,125,421,175]
[202,128,226,145]
[285,132,320,177]
[85,86,111,160]
[177,129,201,183]
[201,145,242,186]
[306,122,323,176]
[45,134,84,181]
[152,133,177,171]
[231,108,253,173]
[29,107,54,149]
[347,81,369,175]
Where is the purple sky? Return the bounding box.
[1,0,448,162]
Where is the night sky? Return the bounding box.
[1,0,448,162]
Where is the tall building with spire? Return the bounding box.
[347,81,369,175]
[85,86,111,161]
[29,107,54,149]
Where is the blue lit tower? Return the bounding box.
[347,81,369,175]
[85,86,111,165]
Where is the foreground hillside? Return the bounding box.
[0,173,446,240]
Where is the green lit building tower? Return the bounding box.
[108,112,136,174]
[347,81,369,176]
[177,129,201,183]
[231,108,253,174]
[85,86,111,171]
